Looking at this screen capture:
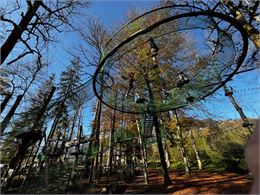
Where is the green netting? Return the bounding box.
[114,127,136,144]
[93,5,248,114]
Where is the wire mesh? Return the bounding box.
[93,5,248,114]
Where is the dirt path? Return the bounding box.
[123,170,252,194]
[80,170,252,194]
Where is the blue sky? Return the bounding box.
[46,1,159,135]
[1,0,259,136]
[48,0,259,134]
[47,0,158,75]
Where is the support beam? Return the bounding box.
[223,85,254,135]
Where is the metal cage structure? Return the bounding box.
[93,5,248,114]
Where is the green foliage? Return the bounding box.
[58,57,83,106]
[165,117,251,172]
[13,75,55,133]
[1,75,56,163]
[221,142,246,172]
[53,57,86,140]
[1,137,17,164]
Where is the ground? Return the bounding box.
[84,170,252,194]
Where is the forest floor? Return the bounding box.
[86,169,252,194]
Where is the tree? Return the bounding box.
[47,57,83,153]
[188,0,259,69]
[1,79,56,192]
[220,0,259,48]
[178,116,203,170]
[0,73,12,112]
[14,75,55,130]
[1,75,56,164]
[173,111,191,175]
[1,60,46,135]
[73,17,109,182]
[0,0,89,65]
[165,1,259,153]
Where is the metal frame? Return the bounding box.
[93,7,248,114]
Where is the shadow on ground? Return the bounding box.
[103,170,253,194]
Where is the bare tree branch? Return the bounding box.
[0,0,90,65]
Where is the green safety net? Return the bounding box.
[85,117,168,158]
[93,5,248,114]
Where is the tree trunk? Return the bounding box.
[164,142,171,168]
[154,114,172,185]
[25,127,46,173]
[0,1,42,64]
[94,100,102,178]
[89,158,96,183]
[50,132,62,165]
[8,86,54,179]
[31,86,56,131]
[31,127,46,166]
[221,0,259,48]
[48,70,75,142]
[87,100,102,182]
[98,127,106,174]
[1,93,12,113]
[145,77,172,186]
[47,101,65,143]
[1,95,23,135]
[75,124,83,166]
[68,108,79,141]
[47,114,59,141]
[77,125,82,150]
[1,64,44,135]
[189,129,202,170]
[136,120,149,184]
[174,111,191,176]
[88,101,102,182]
[0,65,45,133]
[18,129,45,192]
[108,109,116,175]
[84,129,94,179]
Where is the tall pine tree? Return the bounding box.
[48,57,83,143]
[1,75,56,164]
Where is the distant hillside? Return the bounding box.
[200,118,259,129]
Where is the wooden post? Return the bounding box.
[31,127,47,166]
[84,130,94,179]
[223,85,254,135]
